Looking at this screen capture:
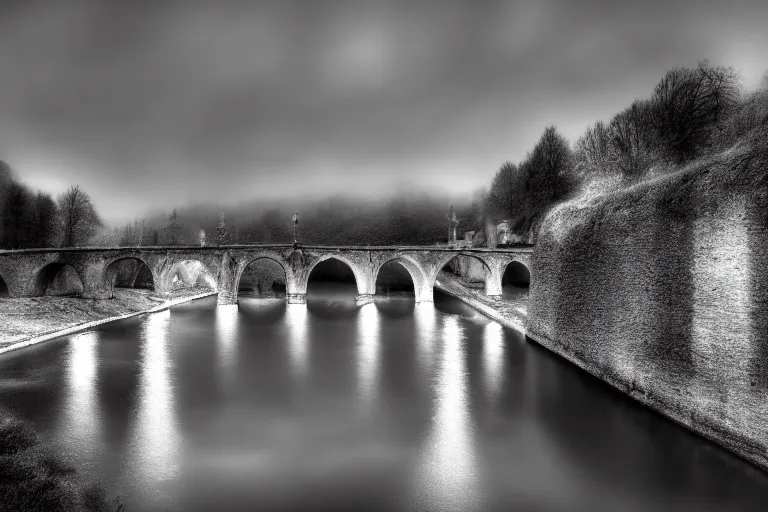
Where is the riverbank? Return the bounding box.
[0,408,123,511]
[0,287,216,354]
[433,270,528,333]
[437,261,768,473]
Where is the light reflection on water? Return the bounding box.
[412,315,482,512]
[284,303,310,383]
[356,303,380,412]
[0,288,767,512]
[483,321,505,406]
[62,331,102,460]
[215,305,239,395]
[126,309,181,508]
[413,302,436,370]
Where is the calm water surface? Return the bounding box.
[1,285,767,512]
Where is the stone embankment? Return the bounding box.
[438,131,768,471]
[0,286,216,354]
[434,270,528,333]
[527,132,768,471]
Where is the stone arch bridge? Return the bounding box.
[0,245,533,305]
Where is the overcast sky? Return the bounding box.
[0,0,766,223]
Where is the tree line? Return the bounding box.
[484,61,768,241]
[1,165,479,249]
[92,193,481,248]
[0,164,102,249]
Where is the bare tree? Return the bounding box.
[649,61,740,163]
[486,161,519,221]
[609,100,655,177]
[723,87,768,144]
[58,185,102,247]
[575,120,615,179]
[526,126,575,203]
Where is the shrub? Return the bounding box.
[0,412,123,512]
[82,483,125,512]
[0,418,38,456]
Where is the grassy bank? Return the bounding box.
[0,286,216,352]
[0,286,219,509]
[0,410,122,511]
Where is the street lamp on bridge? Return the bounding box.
[292,211,299,247]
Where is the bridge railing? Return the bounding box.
[0,244,534,256]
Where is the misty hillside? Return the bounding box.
[110,191,485,247]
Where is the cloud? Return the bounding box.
[0,0,765,222]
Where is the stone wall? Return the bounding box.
[527,131,768,470]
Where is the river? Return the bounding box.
[0,285,767,511]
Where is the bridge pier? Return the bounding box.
[355,294,375,306]
[414,287,434,303]
[217,289,237,306]
[484,270,503,297]
[287,293,307,304]
[153,280,175,299]
[216,250,239,306]
[80,263,113,300]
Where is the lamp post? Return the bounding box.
[447,205,459,245]
[292,211,299,246]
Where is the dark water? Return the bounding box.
[1,285,767,512]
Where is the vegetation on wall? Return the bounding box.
[485,62,767,242]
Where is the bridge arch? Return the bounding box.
[502,260,531,289]
[431,252,495,296]
[373,255,430,302]
[162,259,218,294]
[236,256,292,298]
[31,262,84,297]
[104,256,157,294]
[301,255,367,295]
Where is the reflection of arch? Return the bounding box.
[238,299,287,323]
[0,273,8,297]
[32,262,84,296]
[105,257,155,291]
[236,256,291,298]
[303,255,365,294]
[374,298,415,318]
[502,260,530,288]
[165,259,218,292]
